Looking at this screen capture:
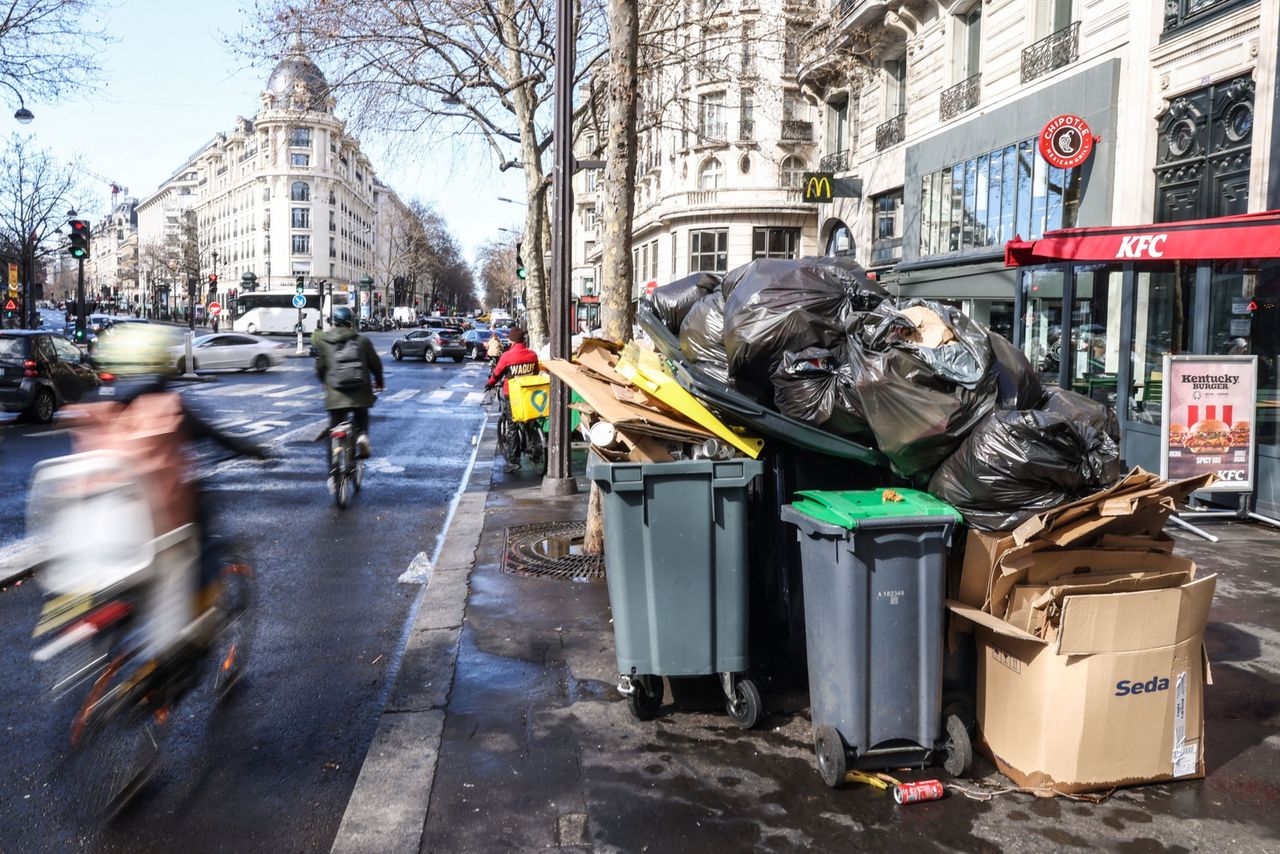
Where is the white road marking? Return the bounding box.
[386,389,420,403]
[424,390,453,404]
[221,383,287,397]
[265,385,313,398]
[273,400,311,408]
[446,382,473,390]
[18,428,72,439]
[462,392,485,405]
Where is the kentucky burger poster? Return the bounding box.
[1161,355,1258,490]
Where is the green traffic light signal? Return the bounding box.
[515,240,526,280]
[68,218,91,260]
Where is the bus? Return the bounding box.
[230,290,349,335]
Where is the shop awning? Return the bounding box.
[1005,210,1280,266]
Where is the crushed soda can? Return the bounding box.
[893,779,945,804]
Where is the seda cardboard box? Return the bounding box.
[944,468,1219,795]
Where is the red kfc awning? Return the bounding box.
[1005,210,1280,266]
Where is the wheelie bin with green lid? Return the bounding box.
[588,453,765,728]
[780,488,972,787]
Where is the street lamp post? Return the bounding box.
[542,0,576,498]
[0,80,34,124]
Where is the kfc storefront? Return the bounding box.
[1005,211,1280,516]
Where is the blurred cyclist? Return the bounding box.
[71,324,268,649]
[314,306,384,489]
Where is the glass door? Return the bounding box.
[1069,264,1124,416]
[1020,265,1066,389]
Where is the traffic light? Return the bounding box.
[68,219,91,260]
[295,275,305,295]
[516,241,527,280]
[208,273,218,286]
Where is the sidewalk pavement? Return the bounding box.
[332,427,1280,853]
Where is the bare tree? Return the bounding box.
[475,237,518,311]
[0,133,89,325]
[0,0,109,102]
[246,0,607,347]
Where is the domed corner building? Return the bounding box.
[136,36,405,315]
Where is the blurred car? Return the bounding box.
[0,330,104,423]
[169,333,289,373]
[391,327,466,363]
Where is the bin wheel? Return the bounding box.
[814,725,848,789]
[725,678,761,730]
[942,713,973,778]
[943,696,976,736]
[627,675,662,722]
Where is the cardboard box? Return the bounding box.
[948,572,1215,795]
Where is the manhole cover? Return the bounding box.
[503,521,605,581]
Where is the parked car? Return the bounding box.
[391,327,467,363]
[0,330,104,423]
[169,333,289,373]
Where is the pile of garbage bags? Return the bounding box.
[647,257,1123,531]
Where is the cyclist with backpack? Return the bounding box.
[315,307,384,483]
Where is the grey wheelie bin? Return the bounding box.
[587,453,764,728]
[780,488,972,787]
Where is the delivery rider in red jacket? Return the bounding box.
[484,327,540,395]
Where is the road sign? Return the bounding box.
[291,293,307,309]
[208,301,222,317]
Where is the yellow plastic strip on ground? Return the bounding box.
[616,344,765,459]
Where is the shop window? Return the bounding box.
[1154,75,1254,223]
[920,136,1080,257]
[871,189,903,266]
[825,222,854,257]
[1070,264,1123,415]
[752,227,800,260]
[1129,265,1195,425]
[1208,261,1280,448]
[1021,267,1065,389]
[689,229,728,272]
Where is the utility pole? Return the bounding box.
[181,274,197,378]
[542,0,578,498]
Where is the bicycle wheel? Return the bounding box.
[353,458,364,493]
[527,423,548,476]
[334,446,349,509]
[499,415,522,466]
[211,557,255,700]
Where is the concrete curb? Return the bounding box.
[329,415,496,854]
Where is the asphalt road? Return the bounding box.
[0,330,490,852]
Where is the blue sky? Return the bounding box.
[7,0,525,261]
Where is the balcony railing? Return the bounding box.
[781,120,814,141]
[940,73,981,122]
[819,149,849,172]
[875,113,905,151]
[688,190,720,206]
[1021,21,1080,84]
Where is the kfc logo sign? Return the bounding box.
[1039,114,1095,169]
[1116,234,1169,258]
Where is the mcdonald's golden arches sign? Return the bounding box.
[802,172,834,202]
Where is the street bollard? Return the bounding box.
[183,331,197,379]
[295,329,304,356]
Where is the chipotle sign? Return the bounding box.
[1039,114,1094,169]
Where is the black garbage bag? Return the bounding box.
[678,289,730,384]
[649,272,722,334]
[989,332,1045,409]
[927,408,1123,531]
[848,300,998,476]
[1039,385,1120,441]
[770,345,870,438]
[722,257,887,384]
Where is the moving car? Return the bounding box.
[0,331,103,423]
[461,326,511,360]
[170,333,289,373]
[391,327,467,363]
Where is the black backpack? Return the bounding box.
[327,337,368,391]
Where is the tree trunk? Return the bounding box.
[584,0,641,557]
[599,0,640,344]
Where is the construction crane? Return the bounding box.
[79,167,129,211]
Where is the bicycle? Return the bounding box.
[32,529,255,818]
[327,415,365,509]
[493,392,548,475]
